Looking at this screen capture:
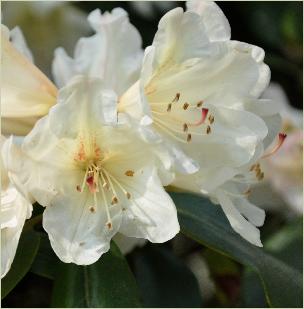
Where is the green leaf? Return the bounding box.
[133,245,202,307]
[171,192,303,308]
[51,241,141,308]
[1,230,40,299]
[30,232,59,280]
[241,217,303,307]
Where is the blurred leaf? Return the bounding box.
[204,249,239,277]
[30,233,59,280]
[1,230,40,299]
[133,245,202,307]
[241,268,267,307]
[171,192,303,308]
[241,217,303,307]
[51,241,141,308]
[265,217,303,271]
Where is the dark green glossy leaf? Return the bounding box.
[1,230,40,299]
[51,241,141,308]
[30,232,59,280]
[171,192,303,308]
[241,217,303,307]
[133,245,202,307]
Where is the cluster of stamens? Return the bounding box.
[74,142,133,230]
[151,93,215,143]
[250,163,264,181]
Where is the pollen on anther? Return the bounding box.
[89,206,96,213]
[197,100,203,107]
[183,123,188,132]
[187,134,192,142]
[76,185,81,192]
[106,222,113,230]
[125,170,135,177]
[172,93,180,102]
[111,196,118,205]
[183,102,189,110]
[206,125,211,134]
[126,192,131,199]
[208,115,214,124]
[167,103,172,112]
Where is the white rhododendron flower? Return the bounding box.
[1,136,33,278]
[4,76,179,265]
[119,1,283,246]
[1,25,57,136]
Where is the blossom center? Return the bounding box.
[74,139,132,230]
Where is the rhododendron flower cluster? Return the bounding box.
[1,0,285,273]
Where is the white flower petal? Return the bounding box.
[233,197,265,227]
[1,186,32,278]
[118,167,180,243]
[43,191,122,265]
[216,189,262,247]
[52,8,143,95]
[9,26,33,62]
[1,25,57,135]
[186,0,231,42]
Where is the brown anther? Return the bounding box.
[197,100,203,107]
[183,123,188,132]
[208,115,214,124]
[106,222,113,229]
[125,170,135,177]
[126,192,131,199]
[206,125,211,134]
[167,103,172,112]
[79,242,85,246]
[89,206,96,213]
[243,189,252,196]
[76,185,81,192]
[183,102,189,110]
[250,164,256,172]
[111,196,118,205]
[187,134,192,142]
[172,93,180,102]
[257,172,264,181]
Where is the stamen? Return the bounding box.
[167,103,172,112]
[188,108,209,127]
[196,100,203,107]
[187,134,192,142]
[125,170,135,177]
[208,115,214,124]
[183,102,189,110]
[262,133,287,159]
[183,123,188,132]
[172,93,180,102]
[102,169,132,200]
[111,196,118,205]
[206,125,211,134]
[249,164,257,172]
[78,167,89,192]
[98,177,113,230]
[257,172,264,181]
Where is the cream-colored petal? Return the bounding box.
[1,186,32,278]
[215,189,262,247]
[117,167,180,243]
[43,190,122,265]
[186,0,231,42]
[52,8,143,95]
[1,25,57,135]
